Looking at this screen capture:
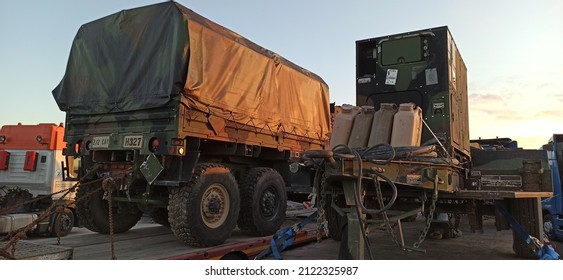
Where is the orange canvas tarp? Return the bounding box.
[53,1,330,142]
[181,6,330,141]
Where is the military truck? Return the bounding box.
[308,26,552,259]
[52,2,330,247]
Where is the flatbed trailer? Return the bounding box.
[9,215,320,260]
[13,211,559,260]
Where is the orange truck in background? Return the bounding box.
[0,123,77,237]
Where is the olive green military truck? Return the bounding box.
[52,2,330,247]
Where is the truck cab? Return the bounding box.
[0,123,77,237]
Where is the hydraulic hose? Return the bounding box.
[359,143,395,165]
[332,144,398,215]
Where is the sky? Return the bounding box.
[0,0,561,149]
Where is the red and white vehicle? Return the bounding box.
[0,123,77,237]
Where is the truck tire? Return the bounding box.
[50,207,74,237]
[150,208,170,227]
[75,181,142,234]
[168,164,240,247]
[508,198,544,259]
[237,168,287,236]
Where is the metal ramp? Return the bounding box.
[0,241,73,260]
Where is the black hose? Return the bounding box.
[330,144,400,259]
[328,144,399,214]
[370,170,398,212]
[359,143,395,165]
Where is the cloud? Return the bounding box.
[469,93,504,103]
[537,83,549,89]
[534,110,563,119]
[468,90,563,148]
[468,92,530,121]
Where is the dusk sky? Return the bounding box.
[0,0,561,149]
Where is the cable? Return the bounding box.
[359,143,395,165]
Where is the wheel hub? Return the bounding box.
[261,188,277,217]
[59,214,72,230]
[201,184,230,228]
[206,195,222,215]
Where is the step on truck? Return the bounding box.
[0,123,77,237]
[51,2,330,247]
[306,26,553,259]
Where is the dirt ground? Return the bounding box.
[278,215,563,260]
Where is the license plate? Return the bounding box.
[91,136,110,149]
[123,135,143,148]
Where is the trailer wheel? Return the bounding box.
[237,168,287,236]
[75,181,142,234]
[168,164,240,247]
[150,208,170,227]
[508,198,544,259]
[50,207,74,237]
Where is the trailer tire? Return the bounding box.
[237,168,287,236]
[50,207,74,237]
[150,208,170,227]
[75,181,142,234]
[168,164,240,247]
[508,198,544,259]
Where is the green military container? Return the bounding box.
[355,26,470,161]
[52,2,330,247]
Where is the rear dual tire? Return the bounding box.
[168,164,240,247]
[75,181,142,234]
[237,168,287,236]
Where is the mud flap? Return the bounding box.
[160,151,200,183]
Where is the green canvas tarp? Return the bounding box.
[53,1,330,140]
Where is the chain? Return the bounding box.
[316,169,329,241]
[413,187,438,248]
[56,205,63,245]
[0,165,103,259]
[0,179,104,259]
[0,187,72,216]
[374,179,401,248]
[0,164,102,216]
[0,187,74,259]
[103,177,117,260]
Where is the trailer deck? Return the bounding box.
[6,211,562,260]
[10,214,319,260]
